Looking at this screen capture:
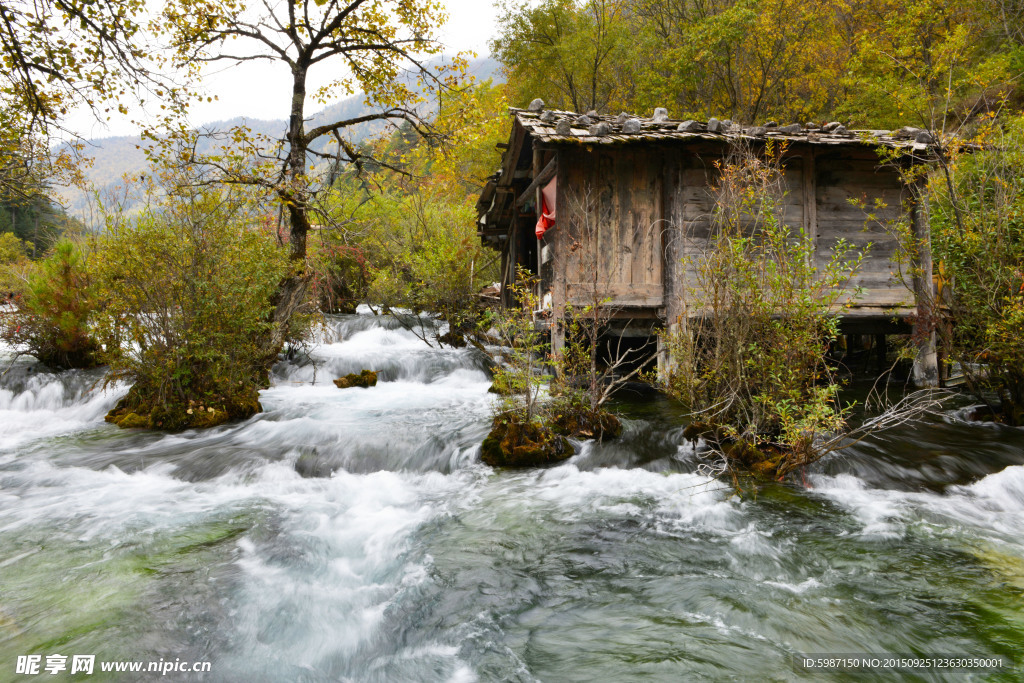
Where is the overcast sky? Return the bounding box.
[68,0,501,140]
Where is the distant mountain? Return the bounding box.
[57,56,501,220]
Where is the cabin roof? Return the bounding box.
[511,107,938,152]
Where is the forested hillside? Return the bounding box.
[492,0,1023,129]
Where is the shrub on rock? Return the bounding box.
[93,166,290,432]
[551,401,622,441]
[480,412,573,467]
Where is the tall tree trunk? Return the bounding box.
[268,60,314,354]
[286,62,310,262]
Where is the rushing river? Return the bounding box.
[1,309,1023,681]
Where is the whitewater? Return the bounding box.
[1,308,1022,681]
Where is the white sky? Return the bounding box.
[68,0,500,140]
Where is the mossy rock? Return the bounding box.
[750,452,785,478]
[682,421,729,446]
[682,421,707,444]
[724,440,765,467]
[488,373,528,396]
[480,414,573,468]
[438,330,467,348]
[333,369,378,388]
[679,422,792,479]
[36,341,102,370]
[969,404,1024,427]
[105,383,261,431]
[109,412,151,429]
[722,439,790,479]
[551,405,622,441]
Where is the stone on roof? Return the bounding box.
[507,107,934,152]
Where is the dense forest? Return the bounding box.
[493,0,1024,130]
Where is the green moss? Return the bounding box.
[109,412,150,429]
[488,372,528,396]
[551,404,623,441]
[0,517,256,668]
[481,413,573,467]
[680,420,792,479]
[333,369,378,388]
[105,382,260,431]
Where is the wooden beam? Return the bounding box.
[515,156,558,207]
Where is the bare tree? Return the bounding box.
[165,0,465,261]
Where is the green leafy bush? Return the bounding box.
[482,271,575,467]
[312,186,497,345]
[94,177,290,430]
[662,148,864,478]
[929,115,1024,424]
[1,239,101,368]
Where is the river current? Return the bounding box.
[1,309,1023,681]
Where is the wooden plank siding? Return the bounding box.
[813,153,913,310]
[660,144,915,319]
[545,140,916,326]
[553,146,665,308]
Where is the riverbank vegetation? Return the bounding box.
[96,164,291,430]
[2,239,100,369]
[928,114,1024,425]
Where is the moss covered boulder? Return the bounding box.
[333,369,378,388]
[551,404,622,441]
[437,330,466,348]
[680,421,792,479]
[480,414,573,468]
[488,372,528,396]
[105,384,261,431]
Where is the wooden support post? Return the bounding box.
[533,145,543,291]
[658,318,683,381]
[551,311,565,360]
[874,333,887,374]
[911,195,939,387]
[504,219,518,308]
[550,150,565,358]
[499,247,511,308]
[802,149,817,253]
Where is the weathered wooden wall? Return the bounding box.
[552,146,665,310]
[813,150,911,312]
[662,142,913,324]
[548,140,915,338]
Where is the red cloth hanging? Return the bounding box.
[535,176,557,239]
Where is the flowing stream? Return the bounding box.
[2,309,1023,681]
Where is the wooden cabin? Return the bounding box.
[476,106,940,385]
